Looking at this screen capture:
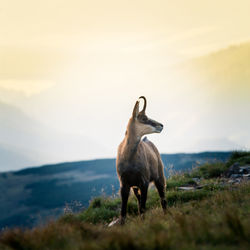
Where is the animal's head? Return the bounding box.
[130,96,163,136]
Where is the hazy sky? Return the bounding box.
[1,0,250,167]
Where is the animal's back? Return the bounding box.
[142,137,162,161]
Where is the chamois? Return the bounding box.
[116,96,167,224]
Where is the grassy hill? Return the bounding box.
[0,152,249,249]
[0,152,231,229]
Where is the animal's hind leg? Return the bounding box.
[155,179,167,213]
[133,187,141,214]
[140,184,149,217]
[120,185,130,224]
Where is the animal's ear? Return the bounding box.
[132,101,139,119]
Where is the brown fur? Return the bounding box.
[116,97,167,224]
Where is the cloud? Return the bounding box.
[193,137,242,151]
[179,43,222,57]
[0,80,56,96]
[166,26,219,44]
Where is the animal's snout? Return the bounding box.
[157,123,163,129]
[155,123,164,133]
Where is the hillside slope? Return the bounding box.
[0,152,231,229]
[0,152,249,250]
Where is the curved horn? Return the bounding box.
[139,96,147,113]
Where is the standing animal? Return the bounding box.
[116,96,167,224]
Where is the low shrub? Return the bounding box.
[226,151,250,167]
[190,162,227,179]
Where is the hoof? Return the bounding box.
[120,217,126,225]
[140,213,145,220]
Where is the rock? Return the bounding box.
[239,165,250,174]
[192,177,201,183]
[196,185,207,189]
[228,178,241,184]
[230,174,242,179]
[178,184,207,190]
[225,162,240,177]
[108,218,120,227]
[243,174,250,180]
[224,162,250,183]
[178,186,195,191]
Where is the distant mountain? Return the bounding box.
[0,101,44,169]
[0,144,35,169]
[170,42,250,152]
[194,42,250,73]
[181,42,250,94]
[0,151,231,229]
[0,101,108,171]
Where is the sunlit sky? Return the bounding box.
[1,0,250,169]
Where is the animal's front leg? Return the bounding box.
[120,185,130,224]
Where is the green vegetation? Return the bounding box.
[0,152,250,249]
[190,162,228,179]
[166,174,197,189]
[226,151,250,167]
[76,197,121,224]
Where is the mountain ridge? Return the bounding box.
[0,101,108,171]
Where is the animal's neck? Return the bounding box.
[123,127,141,160]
